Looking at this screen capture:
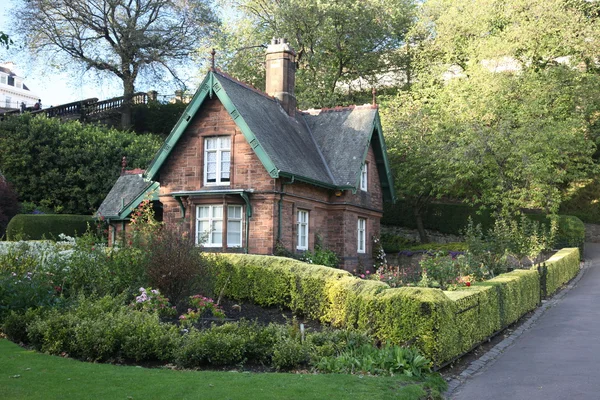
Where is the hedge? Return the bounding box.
[382,200,494,235]
[384,201,585,249]
[535,248,581,297]
[6,214,94,240]
[215,248,579,366]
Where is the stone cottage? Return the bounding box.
[98,39,395,269]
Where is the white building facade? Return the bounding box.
[0,62,39,111]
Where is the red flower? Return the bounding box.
[466,281,471,287]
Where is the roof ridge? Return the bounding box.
[214,69,276,102]
[301,104,378,114]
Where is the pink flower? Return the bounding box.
[360,274,365,279]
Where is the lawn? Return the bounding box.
[0,340,445,400]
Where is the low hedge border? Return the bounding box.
[534,248,581,298]
[6,214,93,240]
[215,248,579,366]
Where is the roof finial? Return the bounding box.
[211,48,216,70]
[121,156,127,175]
[372,87,377,107]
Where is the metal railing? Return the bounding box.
[0,92,149,121]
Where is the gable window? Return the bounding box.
[0,75,6,85]
[297,210,309,250]
[360,163,368,191]
[196,204,243,247]
[357,218,366,253]
[204,136,231,185]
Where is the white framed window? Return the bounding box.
[196,204,243,248]
[360,163,368,191]
[357,218,366,253]
[14,79,22,89]
[204,136,231,185]
[0,75,7,85]
[227,205,243,248]
[296,210,309,250]
[5,96,11,108]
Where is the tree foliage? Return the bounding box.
[14,0,218,128]
[213,0,416,108]
[0,115,161,215]
[381,0,600,237]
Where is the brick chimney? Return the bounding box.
[265,38,296,117]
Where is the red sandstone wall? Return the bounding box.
[154,96,386,269]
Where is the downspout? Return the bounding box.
[239,192,252,254]
[277,176,295,242]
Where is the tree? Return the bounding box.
[214,0,416,108]
[14,0,218,128]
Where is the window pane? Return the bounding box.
[206,138,216,150]
[197,206,209,219]
[220,136,231,148]
[212,206,223,218]
[228,206,242,219]
[227,220,242,246]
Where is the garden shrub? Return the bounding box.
[0,270,63,320]
[272,337,311,371]
[27,294,180,362]
[143,226,217,306]
[2,308,45,343]
[0,178,19,239]
[6,214,93,240]
[527,214,585,255]
[380,233,416,253]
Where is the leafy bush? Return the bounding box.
[380,233,417,253]
[0,178,19,239]
[314,344,431,377]
[0,270,63,320]
[0,114,161,214]
[143,226,217,306]
[131,101,187,137]
[6,214,94,240]
[27,294,180,362]
[2,308,45,343]
[272,337,311,370]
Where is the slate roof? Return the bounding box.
[122,68,396,218]
[214,73,336,186]
[96,173,153,219]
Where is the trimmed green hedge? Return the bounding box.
[215,248,579,366]
[535,248,581,297]
[6,214,93,240]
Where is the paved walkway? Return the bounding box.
[449,243,600,400]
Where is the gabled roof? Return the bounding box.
[96,173,158,220]
[144,70,395,201]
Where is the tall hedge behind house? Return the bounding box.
[0,114,161,214]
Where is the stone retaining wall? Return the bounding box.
[585,223,600,243]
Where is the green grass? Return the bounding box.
[0,339,446,400]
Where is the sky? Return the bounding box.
[0,0,209,108]
[0,1,123,106]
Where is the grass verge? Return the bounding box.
[0,339,446,400]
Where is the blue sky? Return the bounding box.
[0,0,211,107]
[0,1,122,106]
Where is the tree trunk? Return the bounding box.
[121,76,135,130]
[414,205,429,244]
